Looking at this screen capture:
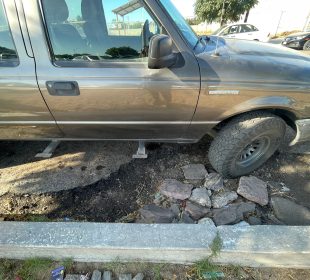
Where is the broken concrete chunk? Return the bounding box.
[103,271,112,280]
[160,179,193,200]
[271,196,310,225]
[119,274,132,280]
[204,173,224,191]
[91,270,101,280]
[133,273,144,280]
[185,201,210,220]
[139,204,175,223]
[189,187,212,207]
[182,164,208,180]
[212,191,238,208]
[237,176,269,206]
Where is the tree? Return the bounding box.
[195,0,258,26]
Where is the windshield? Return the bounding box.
[212,25,227,35]
[159,0,198,48]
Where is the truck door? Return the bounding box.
[0,0,61,140]
[23,0,200,141]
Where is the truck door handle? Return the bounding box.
[46,81,80,96]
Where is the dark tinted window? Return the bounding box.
[0,2,19,66]
[41,0,161,64]
[240,24,254,33]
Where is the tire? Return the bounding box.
[303,40,310,51]
[208,112,286,178]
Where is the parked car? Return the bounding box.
[282,32,310,50]
[0,0,309,178]
[212,23,270,42]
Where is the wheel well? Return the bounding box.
[214,109,297,132]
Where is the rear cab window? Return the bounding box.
[40,0,162,66]
[0,1,19,67]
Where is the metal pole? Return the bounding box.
[275,11,284,35]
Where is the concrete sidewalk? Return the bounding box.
[0,222,309,268]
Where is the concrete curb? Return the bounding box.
[0,222,309,268]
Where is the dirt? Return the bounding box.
[1,259,310,280]
[0,132,309,223]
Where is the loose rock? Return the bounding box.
[237,176,269,206]
[180,212,195,224]
[189,188,211,207]
[185,201,210,220]
[212,207,238,226]
[170,204,181,217]
[212,191,238,208]
[271,196,310,225]
[198,217,216,228]
[204,173,224,191]
[91,270,101,280]
[133,273,144,280]
[139,204,175,223]
[248,216,262,225]
[212,202,256,226]
[160,179,193,200]
[182,164,208,180]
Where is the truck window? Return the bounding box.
[0,1,19,66]
[41,0,162,64]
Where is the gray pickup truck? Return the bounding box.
[0,0,309,178]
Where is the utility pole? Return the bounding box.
[275,10,285,35]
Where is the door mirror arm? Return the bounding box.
[148,34,177,69]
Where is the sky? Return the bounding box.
[172,0,195,18]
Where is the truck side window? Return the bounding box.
[41,0,162,64]
[0,1,19,67]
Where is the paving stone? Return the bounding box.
[91,270,101,280]
[212,191,238,208]
[248,216,262,225]
[179,212,195,224]
[103,271,112,280]
[160,179,193,200]
[182,164,208,180]
[204,173,224,191]
[139,204,175,223]
[119,274,132,280]
[238,176,269,206]
[189,187,212,207]
[133,273,144,280]
[271,196,310,225]
[198,217,216,228]
[185,201,210,220]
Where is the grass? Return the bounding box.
[17,258,54,280]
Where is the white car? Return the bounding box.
[212,23,270,42]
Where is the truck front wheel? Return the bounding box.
[208,112,286,178]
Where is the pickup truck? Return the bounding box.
[0,0,309,178]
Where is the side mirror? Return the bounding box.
[148,34,177,69]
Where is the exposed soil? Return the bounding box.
[0,134,309,223]
[1,259,310,280]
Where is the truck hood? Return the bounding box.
[197,37,310,84]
